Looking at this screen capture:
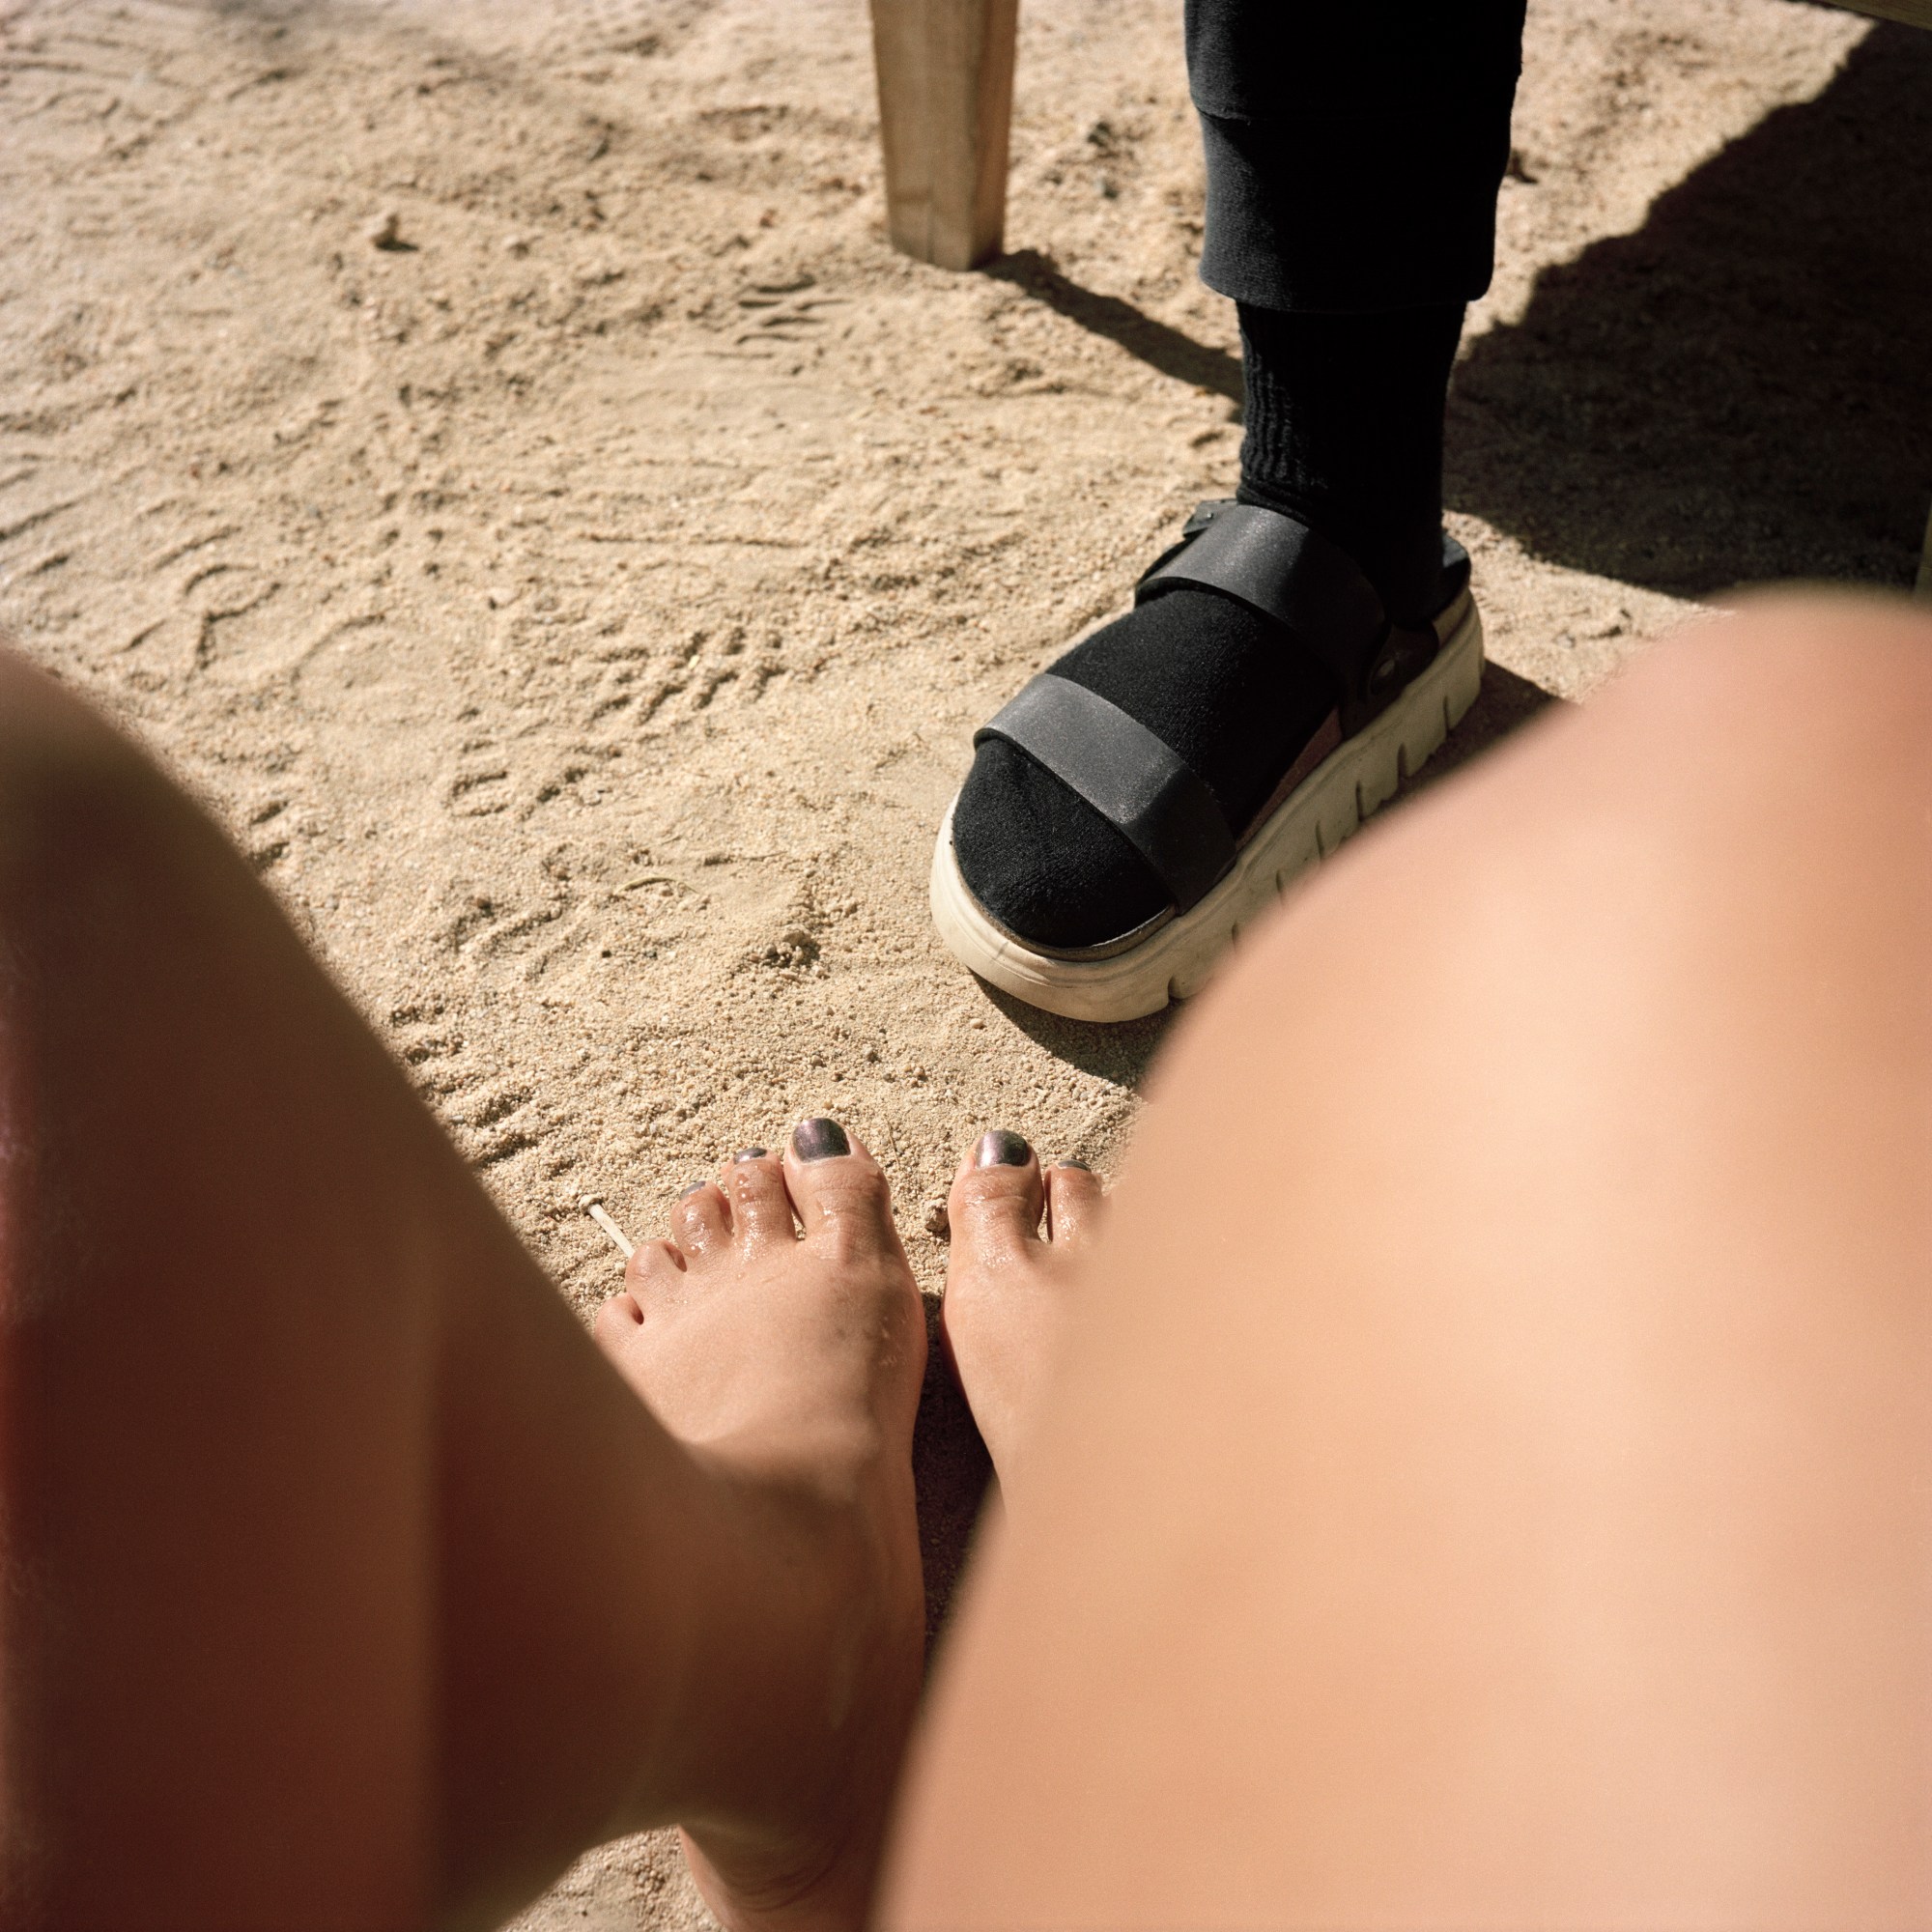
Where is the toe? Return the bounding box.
[594,1290,644,1345]
[947,1128,1044,1264]
[721,1147,797,1252]
[626,1237,687,1302]
[668,1179,731,1259]
[783,1117,899,1259]
[1044,1160,1106,1247]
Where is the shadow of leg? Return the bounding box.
[1449,25,1932,594]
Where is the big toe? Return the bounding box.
[942,1130,1095,1495]
[947,1128,1045,1265]
[783,1117,902,1264]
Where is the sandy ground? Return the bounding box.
[2,0,1927,1921]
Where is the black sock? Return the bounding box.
[952,587,1335,946]
[952,302,1464,950]
[1236,299,1464,623]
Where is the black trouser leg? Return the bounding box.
[1181,1,1528,616]
[1186,0,1528,313]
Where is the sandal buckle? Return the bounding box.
[1180,497,1236,540]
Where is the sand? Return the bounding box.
[1,0,1925,1921]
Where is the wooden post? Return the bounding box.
[868,0,1019,271]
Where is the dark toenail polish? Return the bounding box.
[678,1180,708,1198]
[792,1117,849,1162]
[1057,1158,1092,1171]
[976,1128,1032,1168]
[732,1147,768,1163]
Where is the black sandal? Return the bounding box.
[930,499,1484,1020]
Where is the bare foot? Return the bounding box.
[939,1129,1107,1491]
[593,1119,926,1932]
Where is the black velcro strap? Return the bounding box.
[974,673,1236,912]
[1135,501,1388,698]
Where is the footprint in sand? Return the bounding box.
[179,556,289,678]
[732,276,847,356]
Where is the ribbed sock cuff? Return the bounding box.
[1236,300,1464,621]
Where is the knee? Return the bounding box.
[1398,585,1932,895]
[1595,587,1932,801]
[1208,588,1932,1053]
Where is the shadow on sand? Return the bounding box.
[1450,23,1932,595]
[999,26,1931,598]
[988,247,1245,404]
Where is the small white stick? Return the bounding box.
[587,1202,636,1260]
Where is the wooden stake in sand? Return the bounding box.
[586,1202,636,1261]
[868,0,1018,270]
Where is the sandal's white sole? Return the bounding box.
[930,596,1485,1022]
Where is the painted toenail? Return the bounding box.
[732,1147,768,1163]
[792,1117,850,1162]
[1057,1158,1092,1170]
[976,1128,1032,1168]
[678,1180,708,1198]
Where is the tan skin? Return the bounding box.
[890,592,1932,1929]
[591,1130,1105,1919]
[0,652,930,1931]
[0,590,1926,1929]
[0,638,1103,1932]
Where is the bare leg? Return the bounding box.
[0,653,924,1931]
[895,592,1932,1927]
